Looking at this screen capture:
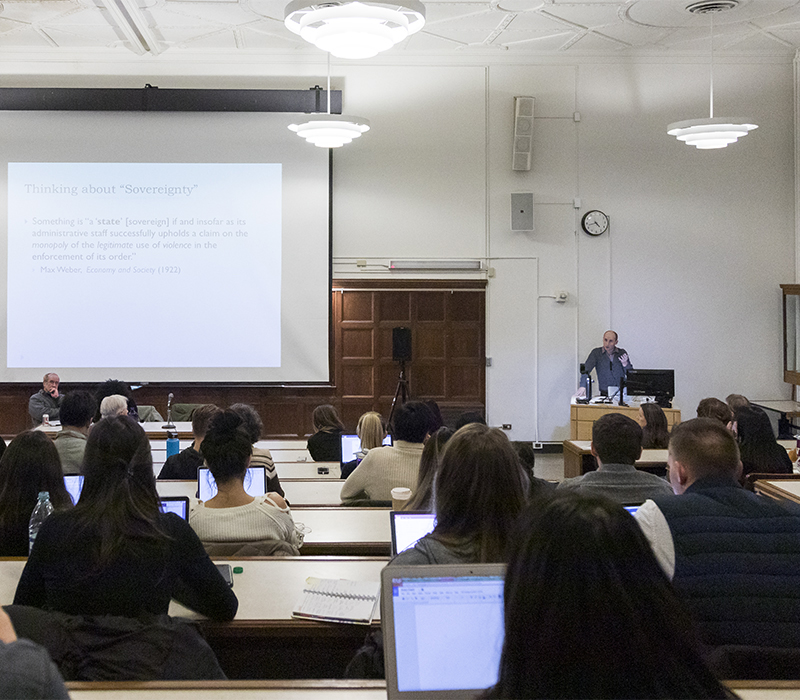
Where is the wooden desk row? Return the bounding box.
[1,556,387,679]
[157,479,347,508]
[62,680,800,700]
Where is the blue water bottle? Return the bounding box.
[166,430,180,458]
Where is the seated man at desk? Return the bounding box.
[557,413,673,503]
[52,391,96,475]
[28,373,63,426]
[635,418,800,653]
[582,330,632,396]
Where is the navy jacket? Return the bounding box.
[654,476,800,648]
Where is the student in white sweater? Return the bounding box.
[189,410,302,548]
[340,401,434,504]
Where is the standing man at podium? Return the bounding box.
[583,330,633,396]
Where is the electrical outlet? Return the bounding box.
[502,424,512,430]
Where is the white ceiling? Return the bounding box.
[0,0,799,62]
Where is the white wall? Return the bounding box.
[1,55,794,439]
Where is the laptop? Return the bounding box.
[340,433,393,463]
[159,496,190,520]
[197,466,266,501]
[63,474,84,506]
[390,510,437,556]
[63,475,190,520]
[382,563,506,699]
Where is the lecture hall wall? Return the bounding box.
[0,52,794,442]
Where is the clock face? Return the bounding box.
[582,210,609,236]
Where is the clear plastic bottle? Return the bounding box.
[29,490,54,553]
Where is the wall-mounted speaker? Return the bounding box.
[511,192,534,232]
[392,327,412,362]
[512,96,534,172]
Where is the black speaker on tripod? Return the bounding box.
[392,327,412,362]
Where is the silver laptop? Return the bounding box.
[340,433,393,463]
[197,466,266,501]
[390,510,437,556]
[382,563,506,699]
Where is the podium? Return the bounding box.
[570,402,681,440]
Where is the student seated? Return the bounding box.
[230,403,284,497]
[306,404,345,462]
[340,401,434,504]
[557,413,673,503]
[638,402,670,450]
[341,411,387,480]
[0,607,69,700]
[14,416,237,622]
[696,397,733,426]
[403,426,453,511]
[0,432,71,557]
[487,494,728,699]
[635,418,800,654]
[189,410,302,551]
[158,404,221,480]
[734,404,793,477]
[52,390,96,475]
[391,423,529,564]
[93,379,139,422]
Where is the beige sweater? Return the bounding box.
[340,440,424,503]
[189,495,303,546]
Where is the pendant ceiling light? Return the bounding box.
[284,0,425,60]
[667,1,757,149]
[288,57,370,148]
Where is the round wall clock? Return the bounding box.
[581,210,609,236]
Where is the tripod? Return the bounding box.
[387,360,409,428]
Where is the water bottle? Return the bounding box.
[166,431,180,458]
[29,491,54,553]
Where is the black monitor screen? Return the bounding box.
[626,369,675,399]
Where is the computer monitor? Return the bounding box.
[625,369,675,407]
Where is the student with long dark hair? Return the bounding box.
[14,416,237,621]
[0,431,70,556]
[735,404,792,477]
[392,423,529,564]
[190,410,302,549]
[403,426,453,511]
[306,404,345,463]
[638,402,671,450]
[488,494,729,699]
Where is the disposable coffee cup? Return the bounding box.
[391,487,412,511]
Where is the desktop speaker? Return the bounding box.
[393,327,412,362]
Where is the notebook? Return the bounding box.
[340,433,393,463]
[197,466,266,501]
[63,475,190,520]
[382,563,506,700]
[390,510,437,556]
[292,576,380,625]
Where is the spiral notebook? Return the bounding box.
[292,576,380,625]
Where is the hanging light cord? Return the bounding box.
[709,12,714,119]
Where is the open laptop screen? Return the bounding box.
[64,475,190,520]
[197,466,266,501]
[390,511,437,555]
[382,563,506,699]
[340,433,393,463]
